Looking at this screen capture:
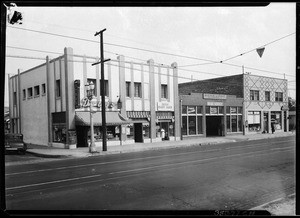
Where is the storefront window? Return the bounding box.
[238,107,242,114]
[188,116,196,135]
[238,115,243,132]
[226,115,231,132]
[188,106,196,114]
[182,106,187,114]
[168,122,174,136]
[197,106,203,114]
[182,116,187,135]
[206,106,210,114]
[197,116,203,134]
[271,111,282,130]
[219,106,224,114]
[53,125,66,143]
[231,115,237,132]
[248,111,261,132]
[226,106,230,114]
[143,124,150,138]
[126,125,134,139]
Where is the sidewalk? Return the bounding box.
[26,131,295,158]
[251,193,295,215]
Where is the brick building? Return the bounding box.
[179,74,289,138]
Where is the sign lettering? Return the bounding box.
[203,93,227,100]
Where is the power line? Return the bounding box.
[7,26,295,79]
[7,54,296,91]
[8,26,217,63]
[7,44,295,82]
[220,32,296,63]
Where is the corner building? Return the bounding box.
[179,74,289,138]
[8,47,181,149]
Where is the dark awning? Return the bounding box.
[75,111,132,126]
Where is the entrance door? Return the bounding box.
[76,126,88,147]
[263,112,269,133]
[134,123,143,142]
[206,116,223,136]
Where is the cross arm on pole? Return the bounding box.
[94,28,106,36]
[91,58,111,66]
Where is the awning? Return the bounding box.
[75,111,132,126]
[130,119,149,123]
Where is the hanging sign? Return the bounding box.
[256,47,265,58]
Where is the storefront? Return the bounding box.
[75,111,132,147]
[180,93,244,138]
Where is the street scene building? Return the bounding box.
[8,47,181,149]
[179,74,289,138]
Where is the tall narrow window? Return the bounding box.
[23,89,26,100]
[161,84,168,99]
[87,79,97,96]
[265,91,270,101]
[134,82,142,97]
[56,79,61,97]
[42,83,46,95]
[126,82,131,97]
[250,90,259,101]
[275,92,283,102]
[27,87,33,98]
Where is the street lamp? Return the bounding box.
[85,81,97,153]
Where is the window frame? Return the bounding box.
[134,82,142,98]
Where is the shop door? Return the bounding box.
[134,123,143,143]
[206,116,222,136]
[263,112,269,133]
[160,122,170,140]
[76,126,88,147]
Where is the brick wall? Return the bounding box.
[179,74,244,98]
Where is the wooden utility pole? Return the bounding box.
[92,28,110,151]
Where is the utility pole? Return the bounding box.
[92,28,110,151]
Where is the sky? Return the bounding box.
[4,3,296,107]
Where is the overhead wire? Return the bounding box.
[6,26,295,79]
[6,54,296,91]
[220,32,296,63]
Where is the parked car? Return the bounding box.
[5,133,27,154]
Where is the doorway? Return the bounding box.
[134,123,143,142]
[76,126,88,147]
[263,112,269,133]
[206,116,223,136]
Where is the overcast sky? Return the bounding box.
[4,3,296,106]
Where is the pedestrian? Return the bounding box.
[271,123,275,134]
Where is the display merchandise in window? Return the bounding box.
[53,125,66,143]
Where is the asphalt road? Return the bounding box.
[5,136,295,212]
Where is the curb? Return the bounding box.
[26,150,70,158]
[24,134,294,159]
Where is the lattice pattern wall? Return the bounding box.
[244,74,288,109]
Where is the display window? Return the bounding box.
[53,124,66,143]
[271,111,282,130]
[247,111,261,132]
[182,105,203,136]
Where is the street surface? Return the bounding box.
[5,136,295,211]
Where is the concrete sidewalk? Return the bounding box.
[26,131,295,158]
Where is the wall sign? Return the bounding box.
[207,101,223,106]
[157,102,174,111]
[203,93,227,100]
